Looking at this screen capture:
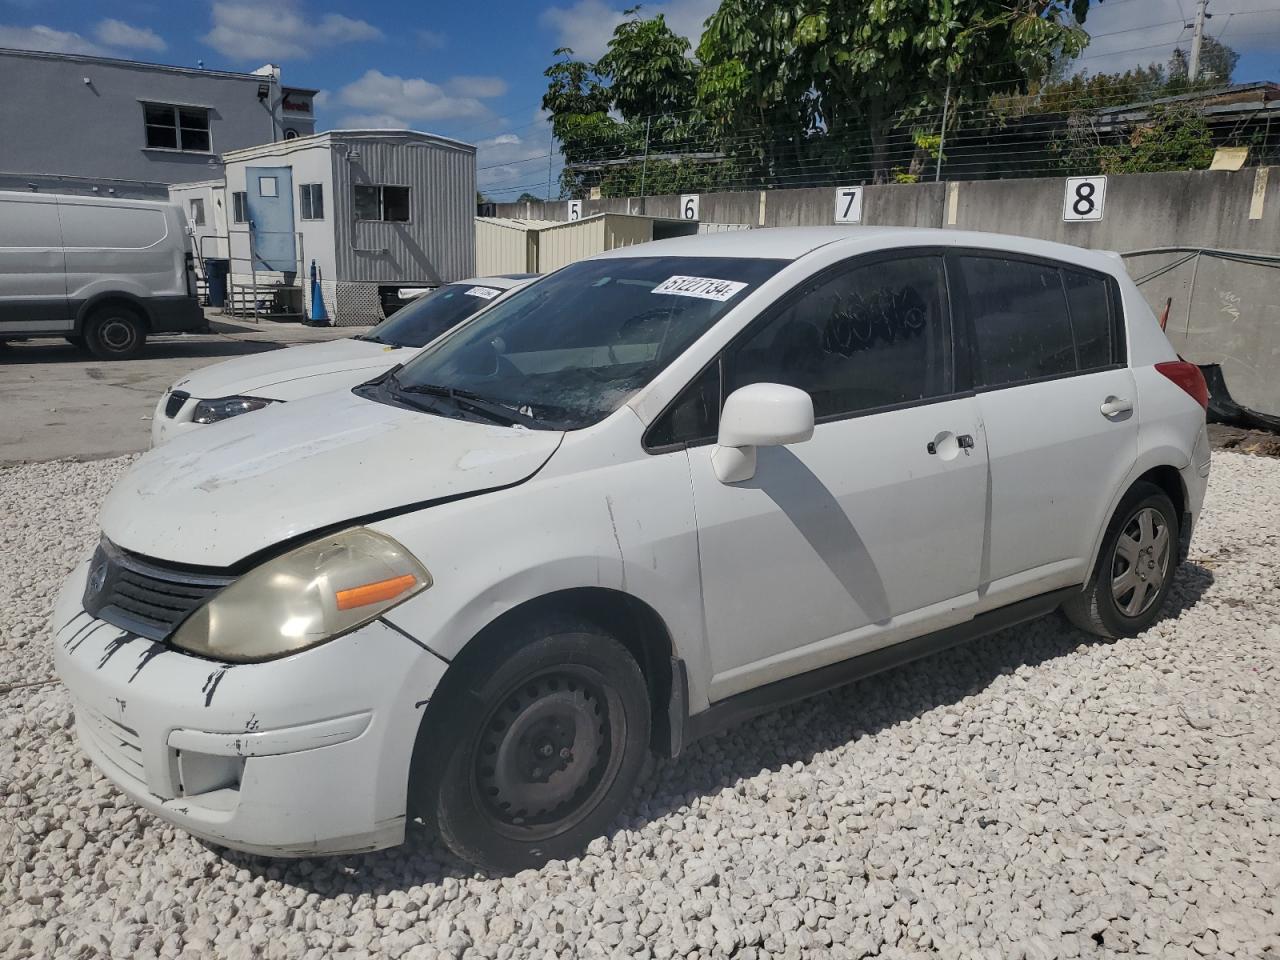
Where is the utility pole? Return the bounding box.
[640,116,652,197]
[935,79,952,183]
[1188,0,1210,82]
[546,141,554,201]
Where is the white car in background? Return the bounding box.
[55,228,1209,872]
[151,274,534,445]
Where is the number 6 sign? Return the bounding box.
[680,194,700,221]
[1063,176,1106,222]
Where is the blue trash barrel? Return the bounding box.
[205,258,230,307]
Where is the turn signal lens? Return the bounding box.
[336,574,419,610]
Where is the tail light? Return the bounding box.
[1155,360,1208,410]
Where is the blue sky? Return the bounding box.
[2,0,1279,199]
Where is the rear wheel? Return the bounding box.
[415,616,651,872]
[1063,481,1179,638]
[84,306,146,360]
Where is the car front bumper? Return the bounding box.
[52,560,448,857]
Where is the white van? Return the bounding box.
[0,190,203,359]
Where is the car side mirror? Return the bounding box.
[712,383,815,483]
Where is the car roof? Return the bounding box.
[589,226,1124,276]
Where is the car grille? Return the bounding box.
[84,539,235,641]
[164,390,189,419]
[77,702,146,784]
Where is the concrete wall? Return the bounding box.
[0,48,292,199]
[496,168,1280,412]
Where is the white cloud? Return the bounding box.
[476,128,562,198]
[1070,0,1279,77]
[336,69,507,128]
[447,75,508,98]
[417,29,446,49]
[335,112,411,130]
[539,0,717,60]
[94,18,166,52]
[312,88,330,107]
[203,0,381,61]
[0,23,105,55]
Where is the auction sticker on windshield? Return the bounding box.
[465,286,502,299]
[651,276,748,301]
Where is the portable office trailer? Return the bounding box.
[168,179,229,260]
[217,130,476,325]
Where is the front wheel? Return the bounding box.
[1063,481,1179,639]
[416,617,651,872]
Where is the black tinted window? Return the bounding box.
[365,283,504,348]
[1064,269,1113,369]
[959,256,1075,387]
[647,362,721,448]
[728,256,952,419]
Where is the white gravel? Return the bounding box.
[3,452,1279,959]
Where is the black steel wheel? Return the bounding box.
[414,616,650,872]
[84,306,146,360]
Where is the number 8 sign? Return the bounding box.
[1063,176,1106,222]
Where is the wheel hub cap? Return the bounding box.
[1111,506,1171,618]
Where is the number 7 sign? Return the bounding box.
[834,186,863,223]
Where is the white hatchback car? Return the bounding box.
[54,228,1210,871]
[151,274,533,445]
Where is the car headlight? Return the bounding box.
[171,528,431,662]
[191,396,279,424]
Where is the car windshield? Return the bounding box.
[359,282,514,348]
[388,256,785,430]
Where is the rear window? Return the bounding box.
[58,202,167,249]
[1064,269,1114,370]
[958,256,1076,387]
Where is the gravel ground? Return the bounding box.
[2,453,1279,960]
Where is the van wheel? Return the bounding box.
[1063,481,1179,639]
[84,307,146,360]
[415,616,651,872]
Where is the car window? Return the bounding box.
[647,361,721,448]
[391,256,784,430]
[726,255,952,420]
[365,283,506,348]
[1063,269,1113,370]
[958,255,1076,388]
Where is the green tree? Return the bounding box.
[596,8,698,122]
[516,192,544,203]
[541,48,624,196]
[1169,36,1239,85]
[698,0,1103,183]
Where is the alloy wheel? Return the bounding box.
[1110,506,1171,618]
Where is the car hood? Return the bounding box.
[172,337,410,400]
[102,389,563,567]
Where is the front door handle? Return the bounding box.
[927,433,975,455]
[1100,396,1133,418]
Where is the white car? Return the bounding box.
[54,228,1210,871]
[151,274,534,445]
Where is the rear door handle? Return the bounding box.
[1100,396,1133,418]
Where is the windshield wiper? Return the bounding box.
[354,332,402,346]
[398,382,542,428]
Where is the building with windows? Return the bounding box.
[171,129,477,325]
[0,47,315,199]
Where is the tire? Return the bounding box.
[84,307,146,360]
[1063,481,1180,639]
[415,615,651,872]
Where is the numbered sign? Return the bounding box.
[568,200,582,221]
[1063,176,1106,222]
[681,194,700,221]
[834,186,863,224]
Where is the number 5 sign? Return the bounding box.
[834,186,863,223]
[1063,176,1106,222]
[568,200,582,221]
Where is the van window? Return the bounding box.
[0,199,61,247]
[1063,269,1113,370]
[727,255,952,420]
[957,256,1075,388]
[58,203,166,249]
